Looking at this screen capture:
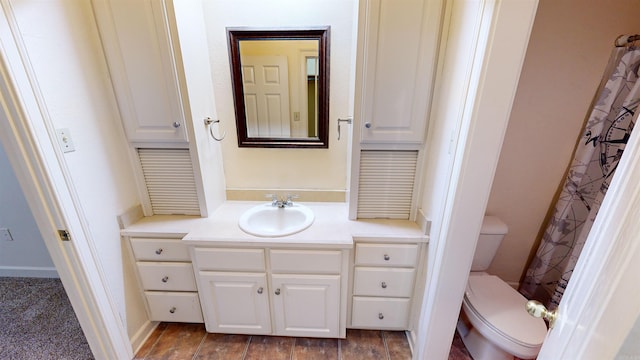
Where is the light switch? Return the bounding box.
[56,128,75,153]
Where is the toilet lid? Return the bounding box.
[465,275,547,347]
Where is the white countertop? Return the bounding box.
[121,201,428,248]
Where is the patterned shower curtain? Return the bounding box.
[519,46,640,309]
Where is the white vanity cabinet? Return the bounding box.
[194,248,271,334]
[129,237,203,323]
[350,242,419,330]
[192,247,348,338]
[269,249,343,338]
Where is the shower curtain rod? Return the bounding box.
[615,34,640,47]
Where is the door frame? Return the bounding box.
[414,1,539,359]
[0,3,131,359]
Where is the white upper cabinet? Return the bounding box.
[355,0,441,145]
[94,0,187,143]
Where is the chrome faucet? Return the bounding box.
[267,194,298,208]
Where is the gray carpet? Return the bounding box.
[0,277,94,359]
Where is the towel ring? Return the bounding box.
[204,117,226,141]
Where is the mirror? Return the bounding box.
[228,27,330,148]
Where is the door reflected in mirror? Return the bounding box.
[228,28,330,148]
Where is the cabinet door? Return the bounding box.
[198,272,271,335]
[94,0,187,143]
[271,274,341,338]
[357,0,439,144]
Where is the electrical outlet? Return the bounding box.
[0,228,13,241]
[56,128,76,153]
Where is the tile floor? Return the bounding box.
[135,323,472,360]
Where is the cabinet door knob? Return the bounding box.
[381,281,387,289]
[275,288,281,295]
[169,307,176,314]
[172,121,181,128]
[161,276,169,283]
[155,248,163,255]
[365,122,372,129]
[257,287,263,294]
[378,313,384,320]
[383,254,390,261]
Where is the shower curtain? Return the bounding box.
[519,45,640,309]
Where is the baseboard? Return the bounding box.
[416,208,431,235]
[130,320,159,355]
[0,266,58,278]
[406,330,416,355]
[117,204,144,229]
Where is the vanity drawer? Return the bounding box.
[194,248,265,271]
[351,296,410,329]
[270,249,342,274]
[145,291,203,323]
[353,267,415,297]
[355,243,418,267]
[130,238,189,262]
[137,262,197,291]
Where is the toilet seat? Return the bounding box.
[463,274,547,358]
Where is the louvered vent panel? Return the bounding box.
[137,148,200,215]
[357,150,418,219]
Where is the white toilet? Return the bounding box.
[457,216,547,360]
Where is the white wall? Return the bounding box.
[486,0,640,285]
[7,0,145,340]
[204,0,357,198]
[0,144,55,277]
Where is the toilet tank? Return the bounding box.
[471,216,508,271]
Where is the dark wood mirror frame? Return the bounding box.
[228,27,330,148]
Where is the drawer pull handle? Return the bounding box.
[378,313,384,320]
[257,287,263,294]
[161,276,169,283]
[275,288,281,295]
[155,248,163,255]
[381,282,387,289]
[169,307,176,314]
[383,254,390,261]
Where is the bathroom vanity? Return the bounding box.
[121,202,427,339]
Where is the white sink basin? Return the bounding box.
[238,203,315,237]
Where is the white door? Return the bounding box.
[241,55,291,138]
[198,271,271,335]
[535,111,640,359]
[271,274,341,338]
